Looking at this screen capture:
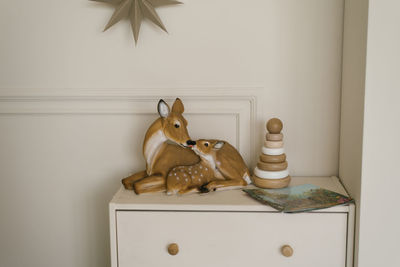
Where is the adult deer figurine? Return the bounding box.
[122,98,200,194]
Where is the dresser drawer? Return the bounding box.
[116,211,347,267]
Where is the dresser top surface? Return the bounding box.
[110,176,352,213]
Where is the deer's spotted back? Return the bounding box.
[167,162,214,189]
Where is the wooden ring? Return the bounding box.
[260,154,286,163]
[257,161,288,171]
[266,133,283,141]
[264,140,283,148]
[252,175,291,189]
[254,167,289,179]
[262,147,285,155]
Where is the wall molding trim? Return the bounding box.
[0,87,262,166]
[0,87,262,98]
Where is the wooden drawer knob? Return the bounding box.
[167,243,179,255]
[281,245,293,257]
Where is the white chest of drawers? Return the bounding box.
[109,176,354,267]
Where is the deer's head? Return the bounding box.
[192,139,225,157]
[158,98,196,148]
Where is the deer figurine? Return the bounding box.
[166,139,251,194]
[122,98,200,194]
[166,159,215,195]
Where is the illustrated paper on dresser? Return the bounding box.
[243,184,353,213]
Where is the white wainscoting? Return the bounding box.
[0,88,259,267]
[0,88,258,164]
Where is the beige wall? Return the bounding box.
[358,0,400,266]
[0,1,345,267]
[0,0,345,175]
[341,0,400,266]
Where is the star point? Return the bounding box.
[92,0,181,44]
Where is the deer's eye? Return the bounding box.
[204,143,209,147]
[174,123,180,128]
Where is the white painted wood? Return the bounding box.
[110,176,355,266]
[110,176,351,213]
[346,203,355,267]
[109,203,118,267]
[117,211,347,267]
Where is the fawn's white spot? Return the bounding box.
[205,167,208,171]
[184,173,187,177]
[185,178,188,182]
[199,166,203,169]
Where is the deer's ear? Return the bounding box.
[171,98,184,114]
[213,141,225,150]
[158,99,170,118]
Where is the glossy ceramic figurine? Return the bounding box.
[122,98,200,194]
[166,144,216,195]
[167,139,251,194]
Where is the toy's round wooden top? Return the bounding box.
[267,118,283,134]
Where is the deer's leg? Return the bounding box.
[177,187,200,195]
[133,174,166,194]
[202,179,247,192]
[122,170,147,190]
[136,184,166,194]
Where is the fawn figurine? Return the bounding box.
[166,157,215,195]
[167,139,251,194]
[194,139,251,192]
[122,98,200,194]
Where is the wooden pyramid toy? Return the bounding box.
[252,118,291,188]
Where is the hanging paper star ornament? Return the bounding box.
[92,0,182,44]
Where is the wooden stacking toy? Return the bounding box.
[252,118,291,188]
